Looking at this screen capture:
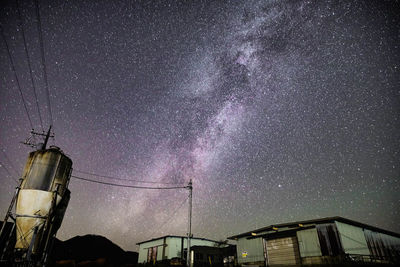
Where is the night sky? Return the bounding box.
[1,0,399,251]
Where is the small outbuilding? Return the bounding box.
[137,235,234,266]
[228,216,400,266]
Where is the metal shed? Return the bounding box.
[137,235,226,265]
[228,216,400,266]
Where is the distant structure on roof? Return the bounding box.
[228,216,400,266]
[137,235,235,267]
[0,128,73,266]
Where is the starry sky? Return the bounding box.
[0,0,399,252]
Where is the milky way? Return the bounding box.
[1,0,399,251]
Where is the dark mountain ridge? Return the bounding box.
[52,234,137,266]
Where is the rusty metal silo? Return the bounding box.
[14,145,72,262]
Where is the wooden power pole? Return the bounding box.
[186,180,193,267]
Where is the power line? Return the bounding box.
[35,0,53,127]
[0,25,35,131]
[16,0,44,132]
[0,146,19,177]
[71,175,188,190]
[73,169,183,185]
[0,160,19,184]
[148,195,189,238]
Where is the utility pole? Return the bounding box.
[22,125,53,149]
[41,125,52,150]
[186,179,192,267]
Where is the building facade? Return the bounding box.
[137,235,224,265]
[228,217,400,266]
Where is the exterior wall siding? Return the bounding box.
[296,228,322,257]
[138,237,221,263]
[265,236,301,266]
[335,221,370,255]
[364,229,400,259]
[166,237,184,259]
[138,238,165,263]
[237,237,264,265]
[230,217,400,266]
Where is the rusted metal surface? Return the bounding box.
[15,189,61,251]
[21,147,72,196]
[15,147,72,256]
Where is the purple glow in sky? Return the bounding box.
[1,0,399,251]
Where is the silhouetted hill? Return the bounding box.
[52,234,138,266]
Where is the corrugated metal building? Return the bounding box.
[137,235,226,265]
[228,217,400,266]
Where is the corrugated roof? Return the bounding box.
[136,235,221,245]
[227,216,400,240]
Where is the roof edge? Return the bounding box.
[227,216,400,240]
[137,235,222,245]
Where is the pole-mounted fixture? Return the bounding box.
[22,125,54,149]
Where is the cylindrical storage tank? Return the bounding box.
[15,146,72,255]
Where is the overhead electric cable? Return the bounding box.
[74,169,183,185]
[0,160,19,184]
[16,0,44,131]
[0,147,19,176]
[71,175,188,190]
[148,195,189,238]
[35,0,53,127]
[0,25,34,130]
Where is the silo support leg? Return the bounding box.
[0,222,15,260]
[0,179,22,240]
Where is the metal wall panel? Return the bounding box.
[138,239,164,263]
[165,237,182,259]
[364,229,400,259]
[265,236,301,266]
[237,237,265,264]
[297,228,322,257]
[335,221,370,255]
[139,237,221,263]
